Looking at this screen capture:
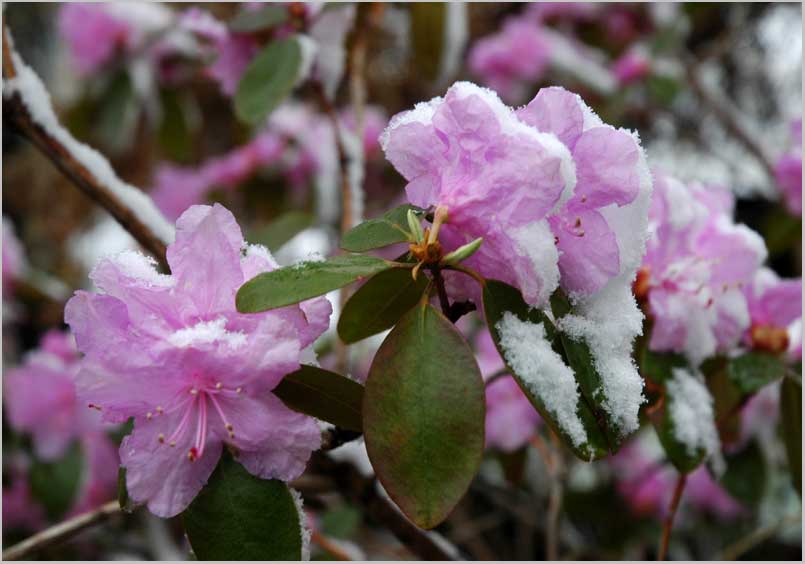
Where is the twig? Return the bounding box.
[320,426,362,451]
[657,472,688,561]
[2,22,170,267]
[312,453,458,560]
[431,266,453,319]
[717,513,801,560]
[545,431,564,561]
[2,501,123,561]
[311,530,354,561]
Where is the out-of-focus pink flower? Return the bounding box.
[641,173,767,364]
[525,2,600,23]
[58,3,131,75]
[468,19,552,103]
[475,330,540,452]
[3,331,119,516]
[774,119,802,216]
[611,49,651,85]
[3,217,24,297]
[2,460,46,533]
[742,267,802,358]
[685,466,744,519]
[65,204,330,517]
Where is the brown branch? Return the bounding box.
[657,472,688,561]
[2,22,169,268]
[2,501,123,561]
[312,453,458,561]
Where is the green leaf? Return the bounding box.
[655,382,708,474]
[780,376,802,496]
[363,303,485,528]
[482,280,609,460]
[117,467,132,512]
[319,505,361,539]
[183,453,305,560]
[249,211,314,251]
[273,365,364,432]
[237,255,390,312]
[157,88,197,163]
[96,71,138,155]
[639,346,688,385]
[235,37,303,126]
[721,440,767,507]
[409,3,445,81]
[727,351,786,395]
[29,440,84,519]
[337,267,429,344]
[229,4,288,33]
[340,205,423,252]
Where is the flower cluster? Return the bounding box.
[640,173,771,364]
[3,330,119,517]
[65,204,331,517]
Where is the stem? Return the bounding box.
[658,472,688,561]
[431,266,452,319]
[545,432,564,561]
[2,22,169,268]
[311,530,354,561]
[717,513,801,560]
[2,501,123,561]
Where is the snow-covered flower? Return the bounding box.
[640,173,767,365]
[3,331,119,516]
[743,267,802,359]
[64,204,331,517]
[774,118,802,216]
[475,330,540,453]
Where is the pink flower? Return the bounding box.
[641,173,767,364]
[3,217,24,297]
[2,460,46,533]
[3,331,119,516]
[65,204,330,517]
[685,467,744,520]
[58,3,131,76]
[468,19,552,103]
[475,330,540,452]
[774,119,802,216]
[743,267,802,357]
[611,49,651,85]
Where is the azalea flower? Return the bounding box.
[743,267,802,358]
[65,204,331,517]
[3,331,118,516]
[640,173,767,364]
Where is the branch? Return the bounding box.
[312,453,459,560]
[2,21,172,268]
[2,501,123,561]
[717,513,801,560]
[657,472,688,561]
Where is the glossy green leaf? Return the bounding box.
[721,440,767,507]
[249,211,314,251]
[229,4,288,32]
[780,376,802,496]
[235,37,302,125]
[482,280,609,460]
[237,255,390,312]
[29,440,83,519]
[363,303,485,528]
[340,205,423,252]
[654,384,708,474]
[183,453,305,560]
[337,267,429,344]
[273,365,364,432]
[727,351,786,395]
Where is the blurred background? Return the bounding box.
[2,2,802,560]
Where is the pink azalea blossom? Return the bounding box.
[743,267,802,358]
[611,49,651,85]
[468,18,552,103]
[774,118,802,216]
[2,459,46,533]
[524,2,600,23]
[65,204,330,517]
[3,331,119,515]
[641,173,767,364]
[475,330,540,452]
[58,3,132,76]
[3,217,24,297]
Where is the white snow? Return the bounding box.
[437,2,468,87]
[339,127,365,227]
[666,367,724,474]
[558,283,646,436]
[3,47,175,246]
[308,3,356,98]
[168,317,247,348]
[68,215,137,274]
[295,35,319,88]
[543,29,617,95]
[98,250,174,287]
[289,487,312,561]
[379,96,442,151]
[511,220,561,307]
[496,312,587,448]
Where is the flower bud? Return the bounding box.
[407,208,425,242]
[442,237,483,265]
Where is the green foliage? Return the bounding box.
[183,453,305,560]
[482,280,610,460]
[780,376,802,496]
[727,351,787,395]
[236,255,390,312]
[363,302,485,528]
[273,365,364,432]
[29,440,84,520]
[319,505,362,539]
[229,4,288,33]
[235,37,303,125]
[249,211,314,251]
[337,267,429,344]
[721,440,767,507]
[340,205,423,252]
